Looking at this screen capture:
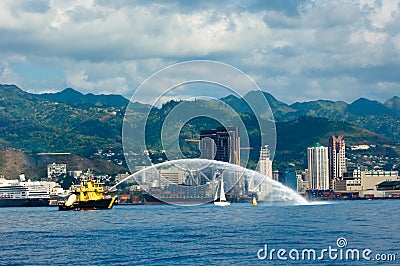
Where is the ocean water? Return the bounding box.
[0,200,399,265]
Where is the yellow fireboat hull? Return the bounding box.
[58,197,116,211]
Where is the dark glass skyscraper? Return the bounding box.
[199,126,240,164]
[278,168,298,191]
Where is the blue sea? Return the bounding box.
[0,200,399,265]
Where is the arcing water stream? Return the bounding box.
[111,159,308,205]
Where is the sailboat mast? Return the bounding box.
[220,176,226,201]
[214,182,219,201]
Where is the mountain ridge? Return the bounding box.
[0,84,127,178]
[0,83,399,176]
[8,83,400,120]
[32,87,129,108]
[220,90,400,141]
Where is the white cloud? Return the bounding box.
[393,34,400,52]
[0,0,399,103]
[362,0,400,29]
[0,66,21,85]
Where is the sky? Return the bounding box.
[1,0,400,104]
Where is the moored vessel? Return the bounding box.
[58,178,116,211]
[142,192,213,205]
[0,176,50,207]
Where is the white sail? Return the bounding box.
[252,196,257,206]
[214,176,230,206]
[214,183,219,201]
[219,177,226,202]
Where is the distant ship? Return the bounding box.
[142,184,214,205]
[0,176,50,207]
[58,177,116,211]
[142,192,214,205]
[141,181,253,205]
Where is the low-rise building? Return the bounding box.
[47,163,67,179]
[376,181,400,191]
[361,169,399,190]
[67,170,82,179]
[334,168,399,193]
[297,173,309,193]
[115,173,132,184]
[159,168,185,185]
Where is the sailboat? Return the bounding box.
[252,196,258,206]
[214,176,230,206]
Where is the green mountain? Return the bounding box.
[0,84,124,155]
[385,96,400,116]
[289,100,348,120]
[33,87,129,108]
[346,98,394,116]
[275,116,394,168]
[221,91,295,119]
[246,91,295,119]
[0,84,127,178]
[220,90,400,142]
[220,94,252,113]
[0,84,399,177]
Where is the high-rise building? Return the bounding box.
[252,145,273,198]
[200,127,240,164]
[329,136,346,188]
[258,145,272,178]
[278,168,298,191]
[307,144,329,190]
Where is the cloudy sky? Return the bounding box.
[1,0,400,104]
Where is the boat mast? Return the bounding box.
[214,183,219,201]
[219,176,226,202]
